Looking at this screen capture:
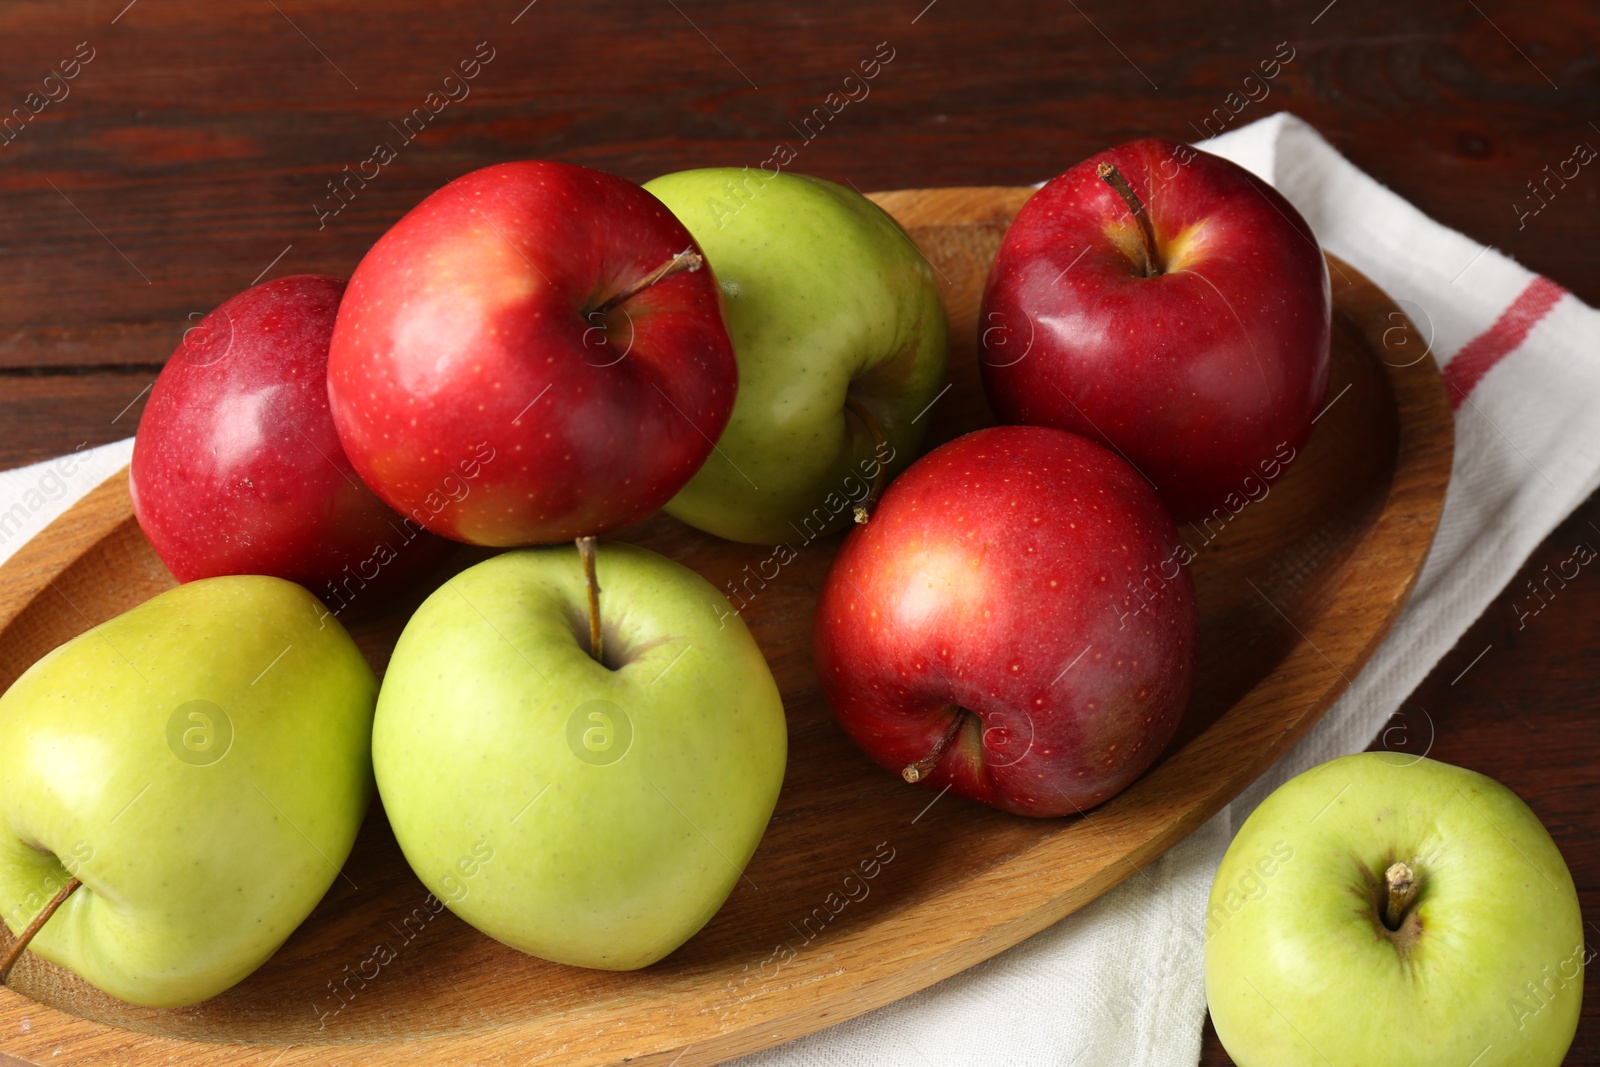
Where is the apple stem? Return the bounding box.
[0,876,80,985]
[844,396,889,524]
[902,710,968,784]
[593,248,704,316]
[1096,163,1162,278]
[577,535,603,665]
[1383,861,1419,930]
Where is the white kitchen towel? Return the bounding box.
[0,439,135,565]
[1,112,1595,1067]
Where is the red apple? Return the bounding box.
[326,161,737,546]
[980,139,1331,521]
[813,425,1196,817]
[130,274,451,610]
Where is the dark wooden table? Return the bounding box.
[0,1,1594,1063]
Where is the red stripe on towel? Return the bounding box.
[1442,276,1567,409]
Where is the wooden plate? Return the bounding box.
[0,187,1452,1066]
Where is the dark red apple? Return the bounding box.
[326,160,737,546]
[980,139,1331,521]
[130,274,451,611]
[813,425,1196,817]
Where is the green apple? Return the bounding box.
[0,576,377,1008]
[372,542,786,969]
[1205,752,1583,1067]
[643,168,948,544]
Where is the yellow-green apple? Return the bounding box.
[372,542,786,969]
[643,169,948,544]
[1206,752,1584,1067]
[813,425,1196,816]
[980,139,1331,520]
[130,274,451,611]
[327,161,737,547]
[0,576,377,1007]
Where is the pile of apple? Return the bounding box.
[0,140,1582,1067]
[814,139,1332,815]
[0,159,948,1005]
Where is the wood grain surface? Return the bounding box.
[0,187,1452,1065]
[0,1,1593,1063]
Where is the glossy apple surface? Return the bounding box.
[980,139,1331,520]
[1206,752,1583,1067]
[644,169,948,544]
[327,161,737,547]
[130,275,450,607]
[373,543,786,969]
[813,425,1195,816]
[0,576,377,1007]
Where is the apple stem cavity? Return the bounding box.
[0,876,80,985]
[1096,162,1162,278]
[902,709,968,784]
[577,535,604,665]
[1383,861,1419,931]
[593,248,704,316]
[844,396,890,524]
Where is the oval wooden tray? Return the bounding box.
[0,187,1452,1067]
